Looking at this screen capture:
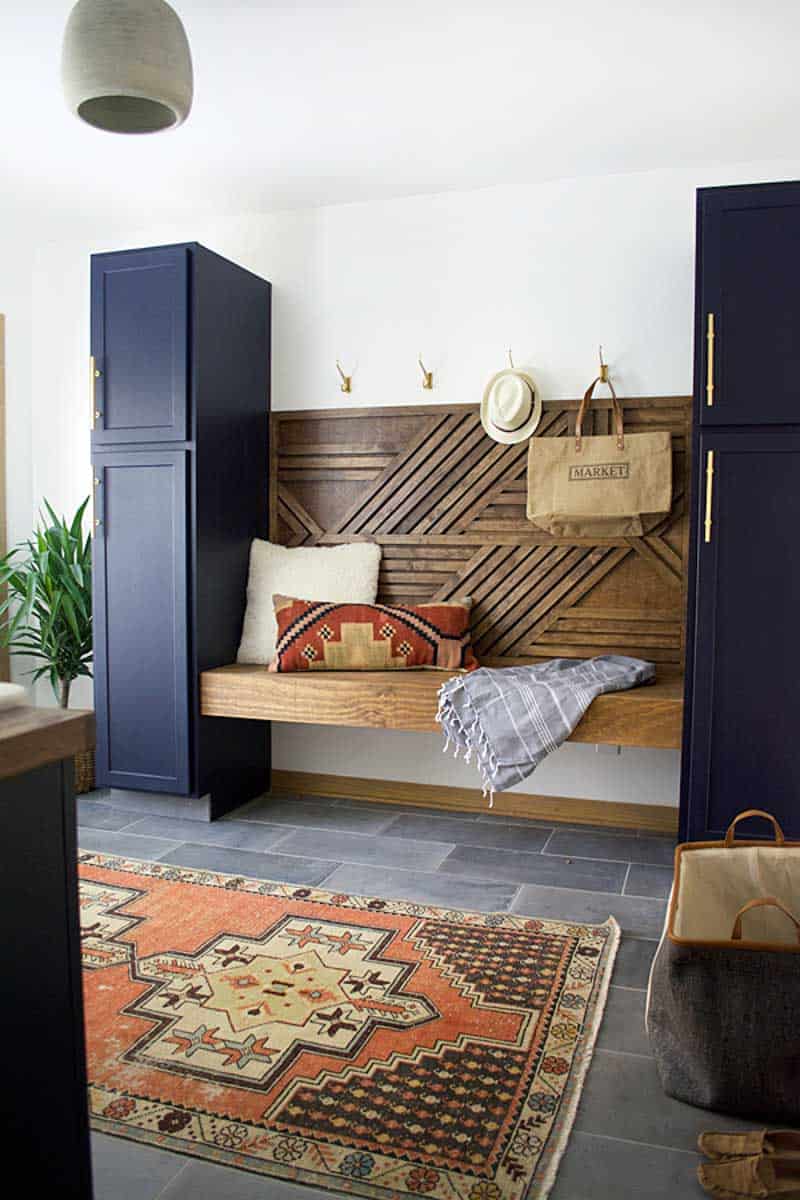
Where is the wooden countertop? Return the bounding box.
[0,706,95,781]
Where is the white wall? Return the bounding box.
[0,221,35,687]
[19,157,800,804]
[0,229,33,546]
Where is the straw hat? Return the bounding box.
[481,368,541,444]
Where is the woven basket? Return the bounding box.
[74,748,95,795]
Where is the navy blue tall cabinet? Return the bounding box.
[681,182,800,841]
[91,243,270,817]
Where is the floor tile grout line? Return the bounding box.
[442,842,632,868]
[275,826,459,851]
[572,1130,701,1158]
[153,1159,190,1199]
[225,807,573,836]
[214,814,409,836]
[591,1050,655,1063]
[112,817,149,833]
[541,847,673,867]
[315,862,349,889]
[151,844,349,881]
[539,828,556,853]
[79,832,185,854]
[548,828,671,845]
[440,871,628,895]
[81,823,302,853]
[189,843,460,873]
[83,828,454,872]
[594,1046,658,1061]
[259,826,300,852]
[384,829,556,850]
[320,861,523,895]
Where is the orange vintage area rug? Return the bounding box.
[79,851,618,1200]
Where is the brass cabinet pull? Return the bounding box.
[90,356,102,429]
[92,474,101,538]
[704,450,714,543]
[706,313,715,406]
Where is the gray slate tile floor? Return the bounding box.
[80,789,714,1199]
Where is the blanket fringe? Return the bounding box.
[438,674,498,812]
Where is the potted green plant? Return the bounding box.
[0,498,94,790]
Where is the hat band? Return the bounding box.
[492,394,533,433]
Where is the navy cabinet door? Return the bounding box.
[91,247,188,444]
[683,430,800,839]
[698,182,800,426]
[93,450,190,793]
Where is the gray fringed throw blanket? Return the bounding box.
[436,656,655,804]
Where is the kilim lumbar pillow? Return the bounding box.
[268,595,479,672]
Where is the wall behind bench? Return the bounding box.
[20,156,800,807]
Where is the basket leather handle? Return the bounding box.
[575,377,624,453]
[731,896,800,944]
[724,809,785,847]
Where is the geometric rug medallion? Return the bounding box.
[80,852,619,1200]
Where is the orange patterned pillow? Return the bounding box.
[268,595,478,672]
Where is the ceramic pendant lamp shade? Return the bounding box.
[62,0,193,133]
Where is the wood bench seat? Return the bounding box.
[200,665,684,750]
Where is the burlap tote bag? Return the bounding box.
[526,377,672,536]
[646,810,800,1122]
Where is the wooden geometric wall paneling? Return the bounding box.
[270,396,691,671]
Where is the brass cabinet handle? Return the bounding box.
[90,356,102,429]
[704,449,714,543]
[92,474,101,538]
[706,313,715,406]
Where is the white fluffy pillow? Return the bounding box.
[236,539,382,665]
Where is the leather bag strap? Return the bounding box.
[724,809,785,847]
[731,896,800,944]
[575,376,624,453]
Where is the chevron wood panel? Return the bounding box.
[270,397,691,668]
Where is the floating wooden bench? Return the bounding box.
[200,665,684,750]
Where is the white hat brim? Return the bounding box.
[481,369,542,444]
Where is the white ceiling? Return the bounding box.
[2,0,800,226]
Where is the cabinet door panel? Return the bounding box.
[684,432,800,838]
[93,450,190,793]
[699,184,800,426]
[91,247,188,444]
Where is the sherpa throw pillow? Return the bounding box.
[268,596,478,672]
[236,540,381,665]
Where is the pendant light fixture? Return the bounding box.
[62,0,193,134]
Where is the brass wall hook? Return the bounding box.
[418,354,433,390]
[598,344,610,384]
[336,359,352,394]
